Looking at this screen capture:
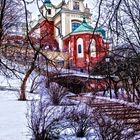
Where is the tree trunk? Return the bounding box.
[19,43,41,100]
[19,66,34,100]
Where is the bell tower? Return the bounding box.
[41,0,55,18]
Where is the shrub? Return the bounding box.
[27,99,66,140]
[66,103,94,138]
[47,82,68,105]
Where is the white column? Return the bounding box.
[70,14,72,32]
[61,13,66,36]
[59,38,63,51]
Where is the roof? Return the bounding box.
[44,0,52,6]
[73,16,93,33]
[95,27,106,39]
[72,17,106,39]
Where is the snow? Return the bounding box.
[43,65,106,79]
[0,72,33,140]
[54,68,106,79]
[0,91,31,140]
[0,69,140,139]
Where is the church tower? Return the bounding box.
[41,0,55,19]
[53,0,92,50]
[31,0,92,51]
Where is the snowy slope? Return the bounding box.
[0,91,31,140]
[0,73,32,140]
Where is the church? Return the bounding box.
[30,0,109,71]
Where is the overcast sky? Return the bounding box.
[28,0,94,20]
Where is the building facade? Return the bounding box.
[30,0,109,70]
[63,17,109,70]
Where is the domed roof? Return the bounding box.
[44,0,52,5]
[73,17,93,33]
[95,27,106,39]
[72,17,106,39]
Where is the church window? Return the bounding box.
[90,39,96,57]
[48,9,51,15]
[78,44,82,53]
[77,38,83,57]
[72,22,80,31]
[73,2,79,10]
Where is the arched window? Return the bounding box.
[78,44,82,53]
[48,9,51,15]
[72,22,80,31]
[77,38,83,57]
[90,39,96,57]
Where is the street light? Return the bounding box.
[105,56,112,98]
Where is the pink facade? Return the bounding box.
[29,19,59,51]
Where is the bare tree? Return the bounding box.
[89,0,140,103]
[19,0,70,101]
[95,0,140,60]
[0,0,24,44]
[19,0,60,100]
[0,0,25,73]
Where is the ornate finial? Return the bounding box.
[82,16,86,23]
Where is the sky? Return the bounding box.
[28,0,94,20]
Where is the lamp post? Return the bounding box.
[105,56,112,98]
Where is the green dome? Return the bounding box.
[44,0,52,5]
[73,17,93,33]
[95,27,106,39]
[72,17,106,39]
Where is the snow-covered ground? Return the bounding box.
[0,73,92,140]
[0,91,31,140]
[0,69,41,140]
[0,75,32,140]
